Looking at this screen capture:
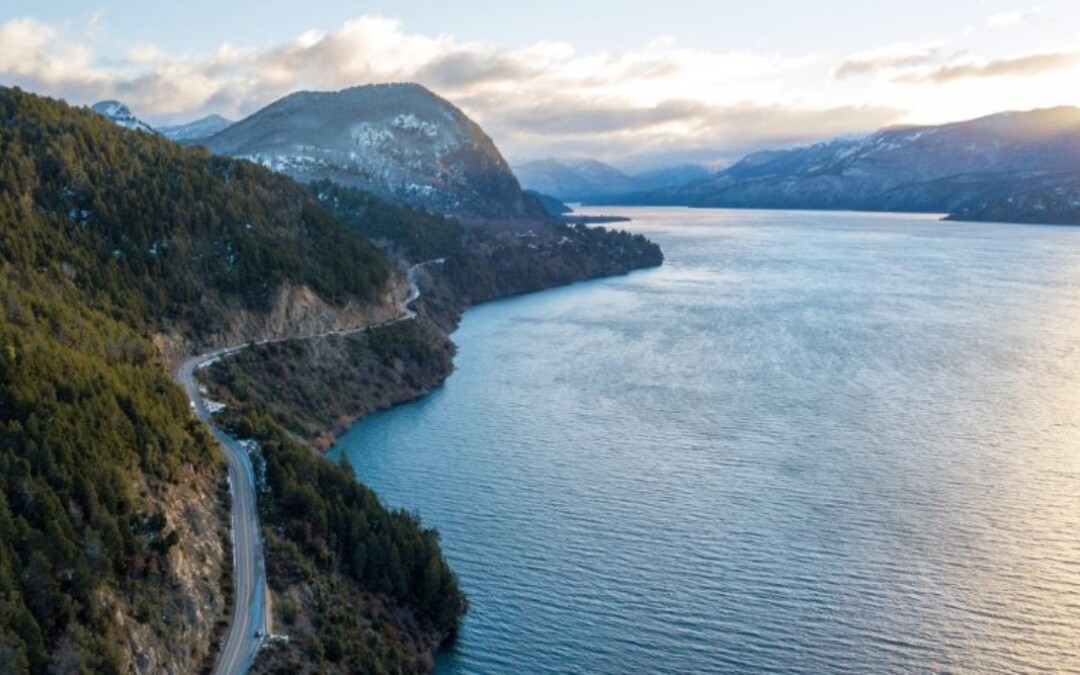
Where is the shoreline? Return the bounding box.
[317,261,662,453]
[189,225,664,671]
[196,253,663,455]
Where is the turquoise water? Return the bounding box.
[334,208,1080,673]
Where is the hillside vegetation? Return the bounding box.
[201,180,663,452]
[0,87,464,673]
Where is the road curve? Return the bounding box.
[174,260,440,674]
[176,345,266,675]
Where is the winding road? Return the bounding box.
[173,260,439,675]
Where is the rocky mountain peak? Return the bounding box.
[90,100,157,134]
[203,83,541,220]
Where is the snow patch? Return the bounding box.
[392,113,439,138]
[351,123,394,147]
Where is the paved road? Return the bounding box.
[173,260,440,674]
[176,346,266,675]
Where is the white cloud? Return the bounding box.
[2,14,879,164]
[834,43,943,79]
[893,51,1079,84]
[0,17,96,83]
[1,13,1075,167]
[127,44,164,64]
[987,7,1043,27]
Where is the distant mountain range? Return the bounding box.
[90,93,1080,226]
[159,114,233,142]
[595,107,1080,224]
[514,158,710,201]
[92,85,545,221]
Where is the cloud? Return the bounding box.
[834,44,942,79]
[987,8,1043,28]
[895,51,1079,84]
[0,13,897,165]
[127,44,165,64]
[0,17,103,86]
[464,87,899,165]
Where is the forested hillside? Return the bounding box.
[1,89,390,345]
[0,258,227,673]
[215,407,466,672]
[0,87,465,673]
[201,180,663,456]
[312,180,663,307]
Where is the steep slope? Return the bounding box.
[197,179,662,451]
[524,190,572,216]
[0,87,465,673]
[610,107,1080,219]
[159,114,233,143]
[203,83,543,220]
[90,100,157,134]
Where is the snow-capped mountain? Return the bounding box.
[610,107,1080,215]
[159,114,233,143]
[202,83,543,220]
[90,100,157,134]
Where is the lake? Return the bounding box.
[333,207,1080,673]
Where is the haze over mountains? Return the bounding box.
[92,87,1080,227]
[514,158,710,202]
[589,106,1080,225]
[158,114,233,142]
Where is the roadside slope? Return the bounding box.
[0,86,465,674]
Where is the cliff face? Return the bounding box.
[0,87,463,674]
[109,469,231,674]
[155,278,405,369]
[203,83,545,220]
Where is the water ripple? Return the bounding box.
[335,208,1080,674]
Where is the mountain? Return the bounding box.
[947,177,1080,225]
[1,84,664,673]
[159,114,232,143]
[524,189,572,216]
[90,99,157,134]
[633,163,713,191]
[0,86,466,673]
[514,158,712,201]
[514,158,639,201]
[607,107,1080,220]
[202,83,543,220]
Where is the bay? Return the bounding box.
[334,207,1080,673]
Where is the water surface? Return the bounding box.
[335,208,1080,673]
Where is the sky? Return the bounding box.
[3,1,1080,169]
